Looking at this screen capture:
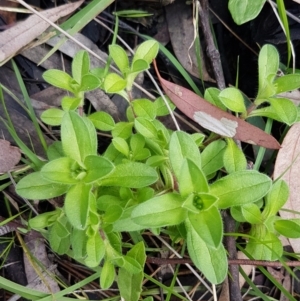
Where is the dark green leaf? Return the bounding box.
[47,141,64,160]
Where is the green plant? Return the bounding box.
[12,39,300,299]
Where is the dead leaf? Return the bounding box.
[165,0,214,82]
[0,139,21,173]
[0,0,84,65]
[153,60,280,149]
[274,122,300,252]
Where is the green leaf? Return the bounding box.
[101,162,158,188]
[104,73,127,93]
[112,137,129,157]
[211,170,272,209]
[201,140,226,176]
[131,59,149,73]
[262,179,289,219]
[84,155,114,183]
[47,141,64,160]
[274,219,300,238]
[241,203,262,224]
[103,205,123,224]
[41,157,81,184]
[29,210,60,230]
[80,74,100,91]
[61,96,81,111]
[188,206,223,248]
[169,131,201,180]
[109,44,130,74]
[70,228,87,259]
[228,0,266,25]
[88,111,115,131]
[134,117,157,138]
[267,97,297,125]
[219,87,246,113]
[223,138,247,173]
[43,69,75,93]
[85,232,105,267]
[130,134,145,154]
[246,224,283,260]
[16,172,69,200]
[48,216,71,255]
[118,242,145,301]
[274,74,300,94]
[132,99,156,120]
[40,108,64,126]
[72,50,90,83]
[178,158,208,198]
[185,219,227,284]
[131,193,186,227]
[154,95,176,116]
[133,40,159,65]
[257,44,279,99]
[182,193,218,213]
[61,111,97,163]
[113,206,147,232]
[112,122,133,139]
[64,183,92,229]
[100,260,115,289]
[204,87,226,110]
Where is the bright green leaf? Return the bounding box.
[132,99,156,119]
[43,69,75,93]
[61,111,97,163]
[274,74,300,94]
[16,172,69,200]
[88,111,115,131]
[169,131,201,180]
[134,117,157,138]
[41,157,80,184]
[112,122,133,139]
[223,138,247,173]
[241,203,262,224]
[204,87,226,110]
[131,193,186,227]
[100,260,115,289]
[84,155,114,183]
[185,219,227,284]
[219,87,246,113]
[104,73,126,93]
[64,183,92,229]
[131,59,149,73]
[80,74,100,91]
[41,108,64,126]
[188,206,223,248]
[101,162,158,188]
[47,141,64,160]
[61,96,81,111]
[154,95,176,116]
[228,0,266,25]
[112,137,129,157]
[201,140,226,176]
[85,232,105,267]
[133,40,159,65]
[211,170,271,209]
[109,44,130,74]
[72,50,90,83]
[178,158,208,198]
[274,219,300,238]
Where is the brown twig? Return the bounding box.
[147,256,300,267]
[198,0,226,90]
